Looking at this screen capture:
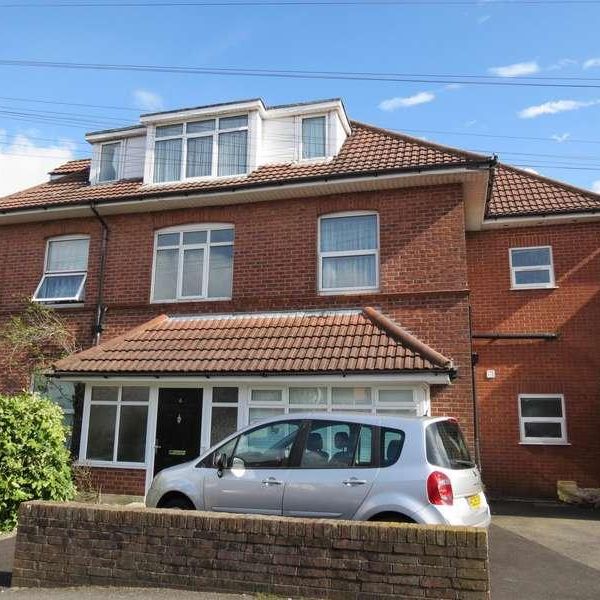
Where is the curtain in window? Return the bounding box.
[154,139,182,182]
[207,245,233,298]
[181,248,204,297]
[37,274,85,300]
[186,137,213,178]
[320,215,377,252]
[302,116,326,159]
[48,239,89,271]
[99,143,120,182]
[322,255,376,289]
[154,248,178,300]
[218,130,247,176]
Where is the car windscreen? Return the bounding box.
[426,420,475,470]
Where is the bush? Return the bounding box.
[0,392,75,532]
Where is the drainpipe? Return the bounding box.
[89,202,109,346]
[468,306,483,471]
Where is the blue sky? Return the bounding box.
[1,0,599,195]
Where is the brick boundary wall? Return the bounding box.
[13,502,490,599]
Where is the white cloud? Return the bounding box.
[132,89,164,112]
[488,61,540,77]
[477,15,491,24]
[518,99,599,119]
[547,58,578,71]
[378,92,435,111]
[464,119,478,128]
[583,58,600,69]
[0,132,76,197]
[522,167,540,175]
[444,83,462,91]
[551,132,571,143]
[592,180,600,193]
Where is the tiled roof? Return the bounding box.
[52,308,453,376]
[0,122,482,213]
[486,165,600,218]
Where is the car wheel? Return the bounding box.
[159,495,195,510]
[369,512,416,523]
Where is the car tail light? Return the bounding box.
[427,471,454,505]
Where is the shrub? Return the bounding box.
[0,392,75,532]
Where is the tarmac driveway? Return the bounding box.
[1,502,599,599]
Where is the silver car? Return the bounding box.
[146,413,491,527]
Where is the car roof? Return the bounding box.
[248,412,449,428]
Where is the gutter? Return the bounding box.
[89,202,109,345]
[472,332,559,340]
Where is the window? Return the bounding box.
[98,142,121,182]
[510,246,555,289]
[153,115,248,183]
[232,420,300,468]
[381,428,405,468]
[519,395,567,444]
[210,387,239,446]
[319,213,379,292]
[302,116,326,159]
[33,236,90,303]
[152,225,234,302]
[84,386,149,464]
[33,375,76,447]
[426,420,474,469]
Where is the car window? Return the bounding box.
[354,425,374,467]
[300,420,361,468]
[199,435,238,468]
[381,428,405,467]
[233,421,300,468]
[426,420,474,470]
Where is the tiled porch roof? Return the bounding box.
[52,308,453,376]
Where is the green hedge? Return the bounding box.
[0,392,75,532]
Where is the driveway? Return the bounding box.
[2,502,600,599]
[490,500,600,600]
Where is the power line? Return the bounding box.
[2,59,600,89]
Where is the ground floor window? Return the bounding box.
[248,385,425,423]
[518,394,567,444]
[83,386,150,465]
[210,387,239,446]
[32,375,76,446]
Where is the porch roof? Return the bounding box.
[52,307,454,377]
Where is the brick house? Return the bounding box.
[0,98,597,499]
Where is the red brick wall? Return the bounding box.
[0,184,475,491]
[467,222,600,498]
[88,467,146,496]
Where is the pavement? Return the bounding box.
[1,501,599,599]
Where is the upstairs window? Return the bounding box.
[33,236,90,303]
[98,141,121,182]
[153,115,248,183]
[302,116,326,159]
[152,225,234,302]
[519,395,567,444]
[318,212,379,292]
[510,246,555,289]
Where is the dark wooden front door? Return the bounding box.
[154,388,202,475]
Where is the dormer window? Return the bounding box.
[153,115,248,183]
[98,142,121,182]
[302,116,326,159]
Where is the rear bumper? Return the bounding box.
[418,492,491,527]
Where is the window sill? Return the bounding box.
[74,460,147,470]
[511,286,558,291]
[519,441,570,446]
[150,297,232,304]
[319,288,380,297]
[143,173,249,187]
[34,301,85,309]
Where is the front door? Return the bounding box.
[154,388,202,475]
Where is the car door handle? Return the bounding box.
[261,477,283,486]
[342,478,368,486]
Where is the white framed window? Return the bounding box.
[247,385,422,423]
[151,224,234,302]
[301,115,327,159]
[518,394,567,444]
[98,141,121,183]
[153,115,248,183]
[318,212,379,293]
[510,246,555,289]
[33,235,90,303]
[83,385,150,465]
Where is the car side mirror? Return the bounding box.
[214,452,227,477]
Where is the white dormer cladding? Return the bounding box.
[85,99,350,186]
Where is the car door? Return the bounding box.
[203,419,301,515]
[283,419,378,519]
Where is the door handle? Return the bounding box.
[261,477,283,486]
[342,478,367,486]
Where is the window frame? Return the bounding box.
[317,211,380,294]
[32,234,90,303]
[509,245,556,290]
[152,115,249,183]
[150,223,235,303]
[518,394,567,445]
[81,385,151,468]
[98,140,122,183]
[299,114,328,161]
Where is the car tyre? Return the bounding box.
[159,495,195,510]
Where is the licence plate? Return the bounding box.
[467,494,481,509]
